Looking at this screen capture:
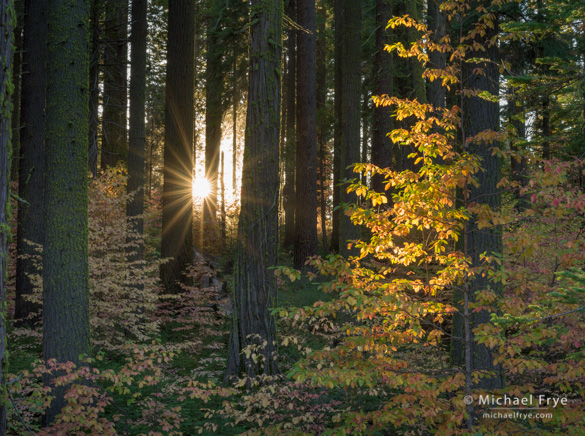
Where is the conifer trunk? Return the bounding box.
[330,0,342,253]
[226,0,282,382]
[294,0,318,268]
[43,0,91,423]
[316,4,328,250]
[283,0,296,250]
[101,0,128,168]
[161,0,195,293]
[451,4,504,392]
[339,0,361,257]
[15,0,48,324]
[0,1,15,432]
[204,5,224,244]
[126,0,147,263]
[88,0,99,176]
[372,0,393,194]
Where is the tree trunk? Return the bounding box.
[339,0,361,257]
[126,0,147,263]
[43,0,91,423]
[0,1,15,432]
[372,0,393,194]
[316,3,327,251]
[330,0,342,253]
[204,4,224,245]
[220,151,226,239]
[160,0,195,294]
[542,95,550,159]
[15,0,48,325]
[282,0,296,250]
[88,0,99,176]
[451,4,504,392]
[232,56,238,196]
[427,0,446,109]
[101,0,128,169]
[9,0,22,182]
[225,0,282,383]
[293,0,318,268]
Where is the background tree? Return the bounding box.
[160,0,195,294]
[450,3,504,391]
[282,0,296,250]
[14,0,47,324]
[372,0,393,194]
[43,0,91,423]
[126,0,147,263]
[101,0,128,169]
[203,0,225,244]
[0,1,15,432]
[339,0,362,256]
[88,0,100,176]
[293,0,318,268]
[226,0,282,381]
[329,0,342,253]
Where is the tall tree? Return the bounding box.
[101,0,128,169]
[330,0,342,253]
[204,1,224,243]
[316,3,328,250]
[160,0,195,294]
[427,0,446,109]
[43,0,91,423]
[126,0,147,262]
[88,0,100,176]
[293,0,318,268]
[282,0,296,249]
[450,4,504,391]
[14,0,48,324]
[226,0,282,382]
[9,0,22,182]
[0,1,15,431]
[339,0,361,256]
[372,0,393,194]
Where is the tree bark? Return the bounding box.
[15,0,48,325]
[372,0,393,194]
[339,0,361,257]
[282,0,296,250]
[88,0,99,176]
[43,0,91,423]
[293,0,318,268]
[204,3,224,244]
[0,1,15,432]
[225,0,282,383]
[9,0,22,182]
[160,0,195,294]
[126,0,147,263]
[450,4,504,392]
[316,4,328,251]
[427,0,446,109]
[330,0,344,253]
[101,0,128,169]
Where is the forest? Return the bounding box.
[0,0,584,434]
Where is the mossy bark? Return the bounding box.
[43,0,91,423]
[0,1,16,432]
[225,0,282,383]
[9,0,21,183]
[126,0,147,263]
[15,0,47,325]
[293,0,318,268]
[160,0,195,294]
